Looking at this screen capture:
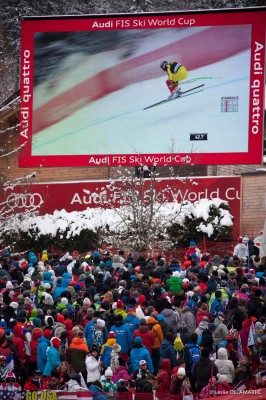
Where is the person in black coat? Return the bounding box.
[193,348,218,393]
[247,289,263,319]
[200,324,215,355]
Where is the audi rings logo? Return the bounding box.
[7,193,44,210]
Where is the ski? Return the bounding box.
[143,84,205,110]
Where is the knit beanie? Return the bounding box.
[105,367,113,377]
[60,298,68,305]
[117,300,123,309]
[51,337,61,348]
[96,319,105,328]
[43,329,52,339]
[177,367,186,376]
[57,314,65,323]
[83,298,91,306]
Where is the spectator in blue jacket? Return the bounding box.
[130,336,154,373]
[124,305,140,335]
[210,291,225,316]
[159,332,177,369]
[37,329,52,373]
[110,315,133,360]
[52,273,71,301]
[85,313,108,349]
[43,337,61,376]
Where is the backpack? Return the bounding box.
[205,278,218,295]
[185,344,201,372]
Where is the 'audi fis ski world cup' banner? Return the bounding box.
[1,177,241,238]
[19,8,266,167]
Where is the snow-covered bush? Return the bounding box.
[0,198,233,252]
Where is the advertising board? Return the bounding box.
[19,8,266,167]
[1,177,241,238]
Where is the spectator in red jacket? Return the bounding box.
[133,319,155,355]
[156,358,172,399]
[29,328,43,375]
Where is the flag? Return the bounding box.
[60,252,70,262]
[247,321,255,347]
[0,390,25,400]
[237,334,243,360]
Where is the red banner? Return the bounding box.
[1,176,241,238]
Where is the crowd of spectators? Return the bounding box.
[0,239,265,399]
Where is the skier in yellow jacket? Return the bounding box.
[160,60,188,99]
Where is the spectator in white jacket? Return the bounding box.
[85,346,102,387]
[233,237,248,259]
[214,347,235,384]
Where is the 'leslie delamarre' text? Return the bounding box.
[91,17,196,29]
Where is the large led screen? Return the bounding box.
[19,8,266,167]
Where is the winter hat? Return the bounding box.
[177,367,186,376]
[202,316,209,322]
[43,329,52,339]
[43,282,52,289]
[186,301,195,309]
[5,371,16,380]
[108,331,116,339]
[194,286,201,292]
[60,298,68,305]
[24,297,32,305]
[112,343,121,353]
[0,320,7,328]
[9,302,19,309]
[117,300,123,309]
[57,314,65,323]
[51,337,61,348]
[172,271,180,277]
[244,273,252,283]
[33,318,41,327]
[156,314,165,322]
[74,283,81,291]
[260,356,266,364]
[36,309,44,317]
[139,360,147,366]
[105,367,113,377]
[249,269,255,274]
[190,241,196,247]
[208,323,216,332]
[134,336,143,345]
[96,319,105,328]
[239,357,249,366]
[83,298,91,306]
[6,282,14,290]
[87,308,94,315]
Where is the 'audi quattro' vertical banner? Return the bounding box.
[0,176,241,238]
[19,8,266,168]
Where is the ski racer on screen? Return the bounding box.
[160,60,188,99]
